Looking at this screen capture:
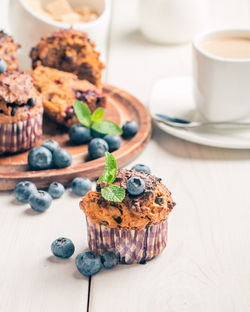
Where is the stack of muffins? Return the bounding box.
[30,29,106,128]
[0,29,105,154]
[0,71,43,153]
[0,31,43,153]
[0,31,20,71]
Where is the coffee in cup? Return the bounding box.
[193,29,250,122]
[200,36,250,59]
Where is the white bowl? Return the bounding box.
[8,0,111,69]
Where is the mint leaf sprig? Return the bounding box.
[98,152,125,203]
[73,100,122,135]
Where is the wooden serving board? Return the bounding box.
[0,84,152,191]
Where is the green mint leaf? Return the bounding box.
[98,152,117,184]
[101,185,125,202]
[91,120,123,135]
[99,169,116,185]
[91,107,104,122]
[73,100,91,127]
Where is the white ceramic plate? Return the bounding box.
[149,76,250,149]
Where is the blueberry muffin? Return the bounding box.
[80,169,175,264]
[32,66,106,127]
[30,29,104,89]
[0,71,43,153]
[0,30,20,71]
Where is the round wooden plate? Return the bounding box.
[0,84,152,191]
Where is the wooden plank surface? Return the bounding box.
[0,2,89,312]
[90,130,250,311]
[0,190,89,312]
[89,0,250,311]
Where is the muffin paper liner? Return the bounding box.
[0,112,43,153]
[86,217,168,264]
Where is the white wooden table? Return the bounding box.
[1,0,250,311]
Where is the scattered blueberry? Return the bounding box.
[72,177,92,196]
[53,148,72,168]
[132,164,151,174]
[75,251,102,277]
[103,135,121,152]
[28,146,53,170]
[101,251,118,270]
[0,59,7,74]
[14,181,37,203]
[126,176,145,196]
[69,124,91,145]
[122,121,139,139]
[88,138,108,160]
[91,129,106,139]
[42,140,59,153]
[48,182,65,199]
[29,190,52,212]
[51,237,75,258]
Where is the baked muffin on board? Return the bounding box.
[0,71,43,153]
[80,153,175,264]
[32,66,106,127]
[0,30,20,71]
[30,29,104,89]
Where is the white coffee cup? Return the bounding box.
[193,29,250,122]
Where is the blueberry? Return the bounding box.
[72,177,92,196]
[51,237,75,258]
[132,164,151,174]
[0,59,7,74]
[29,190,52,212]
[28,146,53,170]
[88,138,108,160]
[101,251,118,270]
[53,148,72,168]
[103,135,121,152]
[14,181,37,203]
[42,140,60,153]
[48,182,65,199]
[96,183,101,192]
[126,176,145,195]
[91,129,106,139]
[122,121,139,139]
[69,124,91,145]
[75,251,102,277]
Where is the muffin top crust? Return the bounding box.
[80,169,175,230]
[0,71,34,104]
[0,30,19,47]
[0,30,20,71]
[30,29,104,89]
[0,71,42,123]
[31,66,106,127]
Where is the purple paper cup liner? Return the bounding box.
[0,112,43,154]
[86,216,168,264]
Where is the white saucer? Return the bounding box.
[149,76,250,149]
